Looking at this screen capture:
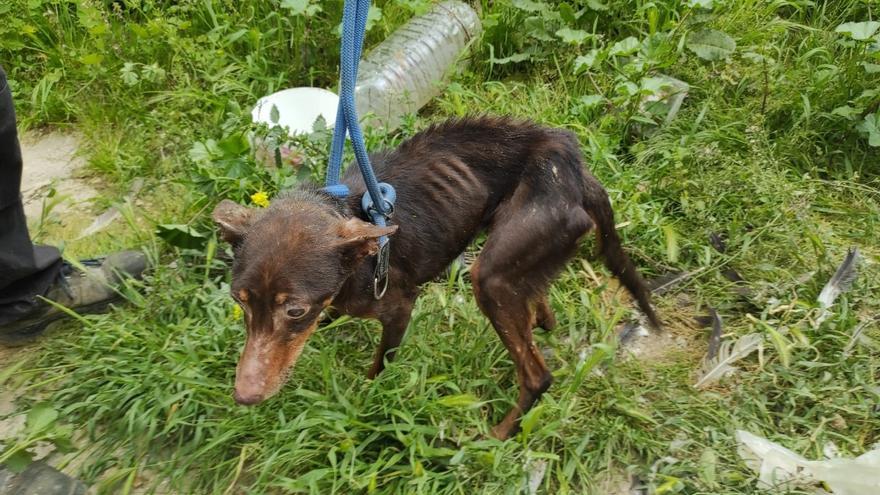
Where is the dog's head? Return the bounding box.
[212,195,396,405]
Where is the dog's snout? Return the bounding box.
[233,389,264,406]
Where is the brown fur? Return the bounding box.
[213,116,660,439]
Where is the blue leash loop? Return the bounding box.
[321,0,395,299]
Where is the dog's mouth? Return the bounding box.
[233,322,318,405]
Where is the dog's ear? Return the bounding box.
[335,218,398,264]
[212,199,256,245]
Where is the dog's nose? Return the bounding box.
[233,389,264,405]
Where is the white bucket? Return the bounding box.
[251,87,339,135]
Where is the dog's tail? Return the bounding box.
[582,175,661,330]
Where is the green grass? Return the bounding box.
[1,0,879,493]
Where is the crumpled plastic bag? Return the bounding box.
[736,430,880,494]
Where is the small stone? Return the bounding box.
[829,414,847,430]
[0,461,86,495]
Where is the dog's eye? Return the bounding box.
[286,307,308,320]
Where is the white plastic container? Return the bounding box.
[250,87,339,168]
[251,87,339,135]
[355,1,481,130]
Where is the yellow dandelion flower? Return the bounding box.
[250,191,269,208]
[232,304,242,320]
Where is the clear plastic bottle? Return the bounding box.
[355,1,481,130]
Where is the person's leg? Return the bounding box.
[0,65,64,325]
[0,65,148,344]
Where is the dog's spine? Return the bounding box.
[583,176,662,330]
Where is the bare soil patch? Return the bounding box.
[19,131,98,222]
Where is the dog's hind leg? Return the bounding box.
[472,260,549,439]
[472,190,593,439]
[534,296,556,331]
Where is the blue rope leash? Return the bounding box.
[324,0,394,219]
[322,0,395,298]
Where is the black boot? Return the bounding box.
[0,251,147,345]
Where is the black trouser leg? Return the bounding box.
[0,65,62,325]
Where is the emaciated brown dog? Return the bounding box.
[213,117,659,439]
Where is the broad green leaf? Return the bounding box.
[615,81,639,97]
[53,434,77,454]
[586,0,608,11]
[188,139,218,163]
[80,53,103,65]
[579,94,605,109]
[835,21,880,41]
[609,36,640,56]
[558,2,576,24]
[556,28,591,45]
[280,0,321,17]
[280,0,306,13]
[856,88,879,104]
[831,105,859,119]
[26,402,58,434]
[525,17,554,42]
[270,104,280,124]
[687,29,736,61]
[141,63,166,83]
[365,6,382,32]
[856,113,880,147]
[217,133,250,155]
[511,0,548,13]
[862,62,880,73]
[573,49,600,73]
[156,224,209,250]
[3,449,32,473]
[640,76,671,95]
[120,62,139,86]
[490,52,530,65]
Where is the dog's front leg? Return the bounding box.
[367,291,418,379]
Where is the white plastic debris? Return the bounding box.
[736,430,880,494]
[526,459,547,495]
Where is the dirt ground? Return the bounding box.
[19,131,98,223]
